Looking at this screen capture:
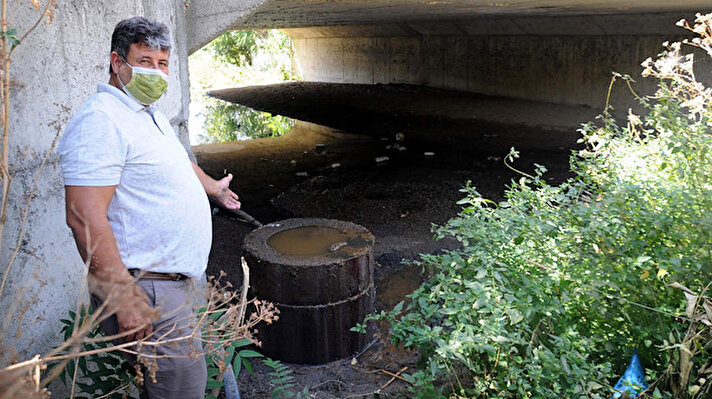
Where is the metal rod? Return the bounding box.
[209,197,263,228]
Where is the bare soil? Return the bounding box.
[193,83,587,398]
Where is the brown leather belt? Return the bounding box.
[127,269,189,281]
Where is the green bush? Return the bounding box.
[49,307,137,399]
[370,15,712,399]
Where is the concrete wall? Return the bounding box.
[0,0,190,379]
[286,13,705,115]
[187,0,267,54]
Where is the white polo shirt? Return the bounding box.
[59,83,211,278]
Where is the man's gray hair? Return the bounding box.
[110,16,171,73]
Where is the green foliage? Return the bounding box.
[191,29,299,143]
[211,30,260,67]
[1,29,19,49]
[263,358,310,399]
[368,24,712,399]
[210,30,295,72]
[204,337,263,399]
[50,307,136,399]
[201,101,294,143]
[350,322,367,334]
[199,304,264,398]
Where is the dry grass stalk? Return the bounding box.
[0,3,60,397]
[641,13,712,122]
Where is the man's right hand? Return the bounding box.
[90,272,158,341]
[116,295,155,341]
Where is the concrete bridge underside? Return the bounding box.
[188,1,711,136]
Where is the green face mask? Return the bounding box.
[118,59,169,105]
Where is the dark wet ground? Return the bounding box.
[193,83,586,398]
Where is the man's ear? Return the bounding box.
[109,51,122,75]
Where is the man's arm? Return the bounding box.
[65,186,156,341]
[190,161,241,209]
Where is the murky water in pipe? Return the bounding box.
[267,225,369,256]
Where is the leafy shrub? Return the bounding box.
[263,358,310,399]
[50,307,137,399]
[370,14,712,399]
[204,335,263,399]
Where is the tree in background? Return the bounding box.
[189,29,299,143]
[203,103,294,142]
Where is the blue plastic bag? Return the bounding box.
[611,350,648,398]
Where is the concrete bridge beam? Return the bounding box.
[284,13,703,115]
[187,0,267,54]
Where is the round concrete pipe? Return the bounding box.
[243,218,375,364]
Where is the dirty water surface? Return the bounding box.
[267,225,371,257]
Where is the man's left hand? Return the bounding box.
[214,173,241,209]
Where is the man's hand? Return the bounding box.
[115,292,156,341]
[190,162,241,210]
[214,173,241,210]
[88,271,158,342]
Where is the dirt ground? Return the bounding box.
[193,83,587,398]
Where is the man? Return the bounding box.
[58,17,238,398]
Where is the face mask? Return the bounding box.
[117,59,168,105]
